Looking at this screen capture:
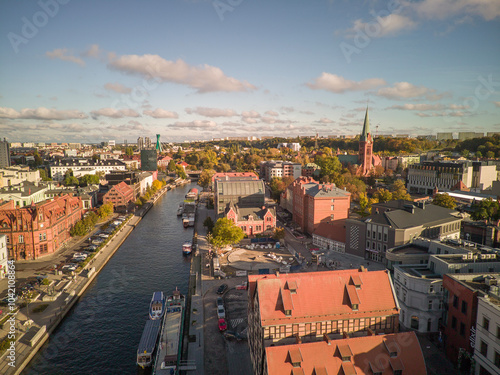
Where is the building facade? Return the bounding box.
[0,235,7,278]
[49,158,126,181]
[474,292,500,375]
[248,269,400,375]
[0,195,83,260]
[140,149,158,171]
[225,203,276,236]
[215,179,265,216]
[259,160,301,182]
[103,181,135,211]
[0,138,11,168]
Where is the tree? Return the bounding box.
[273,227,285,240]
[63,169,79,186]
[391,180,411,201]
[211,218,245,249]
[359,192,369,213]
[98,203,114,219]
[125,147,134,156]
[372,188,393,203]
[79,174,100,186]
[175,165,187,179]
[470,198,499,221]
[433,193,457,210]
[33,151,43,167]
[198,169,216,189]
[203,216,214,233]
[167,160,176,172]
[38,168,52,181]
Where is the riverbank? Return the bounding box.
[0,179,190,375]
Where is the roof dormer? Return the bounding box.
[279,287,294,316]
[337,343,353,362]
[285,280,298,294]
[350,275,362,289]
[287,347,303,368]
[345,285,360,311]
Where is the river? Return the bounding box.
[23,183,195,375]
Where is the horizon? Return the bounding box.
[1,0,499,143]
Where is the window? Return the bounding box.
[483,317,490,332]
[401,309,405,323]
[497,326,500,339]
[480,340,488,357]
[428,300,433,310]
[367,241,370,249]
[18,235,24,243]
[411,316,419,330]
[439,300,443,310]
[403,290,406,302]
[372,231,376,239]
[452,316,457,330]
[331,205,334,210]
[383,233,387,242]
[378,232,382,240]
[429,285,434,293]
[352,304,358,311]
[460,322,465,337]
[453,295,458,308]
[495,351,500,369]
[461,301,467,314]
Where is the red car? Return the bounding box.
[218,318,227,332]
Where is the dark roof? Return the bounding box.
[216,180,265,196]
[360,107,370,142]
[304,184,350,198]
[366,203,461,229]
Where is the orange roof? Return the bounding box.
[265,332,427,375]
[249,270,398,325]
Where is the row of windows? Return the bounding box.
[479,339,500,370]
[367,230,388,242]
[366,241,387,252]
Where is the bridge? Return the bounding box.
[186,171,202,180]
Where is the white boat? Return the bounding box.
[153,288,185,374]
[176,203,183,216]
[149,291,166,320]
[182,242,192,255]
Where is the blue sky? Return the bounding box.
[1,0,499,143]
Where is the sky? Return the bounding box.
[0,0,499,144]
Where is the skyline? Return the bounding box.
[1,0,499,143]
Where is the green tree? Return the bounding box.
[125,147,134,156]
[316,155,342,182]
[470,198,499,221]
[38,168,52,181]
[175,165,187,179]
[211,218,245,249]
[167,160,176,172]
[432,193,457,210]
[198,169,216,189]
[63,169,79,186]
[98,203,114,219]
[203,216,214,233]
[273,227,285,240]
[79,174,100,186]
[33,151,43,167]
[359,192,369,213]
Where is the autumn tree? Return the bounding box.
[211,218,245,249]
[198,169,216,189]
[432,193,457,210]
[372,188,393,203]
[359,192,369,213]
[391,180,411,201]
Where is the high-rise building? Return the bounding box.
[145,137,152,149]
[140,149,157,171]
[0,138,11,168]
[137,137,144,150]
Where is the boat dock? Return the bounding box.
[153,293,185,374]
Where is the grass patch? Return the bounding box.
[31,304,49,314]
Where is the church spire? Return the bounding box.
[360,106,370,142]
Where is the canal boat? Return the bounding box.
[185,188,198,200]
[182,241,192,255]
[153,288,185,374]
[187,213,195,227]
[176,203,183,216]
[137,319,161,368]
[149,291,166,320]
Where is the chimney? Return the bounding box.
[276,271,280,277]
[295,334,302,344]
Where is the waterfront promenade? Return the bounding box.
[0,182,183,375]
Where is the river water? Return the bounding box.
[24,183,194,375]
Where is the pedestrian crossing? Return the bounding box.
[230,318,246,328]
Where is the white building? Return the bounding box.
[0,235,7,278]
[0,166,41,188]
[49,158,126,181]
[474,286,500,375]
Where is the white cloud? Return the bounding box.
[316,118,335,124]
[261,117,289,124]
[83,44,102,58]
[377,82,441,100]
[416,111,468,117]
[0,107,87,120]
[242,117,259,124]
[185,107,237,117]
[265,110,279,116]
[344,14,417,38]
[170,120,217,129]
[307,73,386,93]
[46,48,85,66]
[104,82,132,94]
[280,106,295,113]
[90,108,140,119]
[108,54,256,93]
[144,108,178,119]
[409,0,500,21]
[241,110,261,118]
[388,103,444,111]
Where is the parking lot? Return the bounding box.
[203,278,252,375]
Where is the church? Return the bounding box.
[337,107,381,176]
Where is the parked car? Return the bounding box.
[236,282,248,290]
[218,318,227,332]
[62,263,78,272]
[217,284,228,295]
[216,297,224,308]
[217,306,226,319]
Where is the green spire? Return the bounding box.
[360,107,370,142]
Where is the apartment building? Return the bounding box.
[259,160,301,182]
[0,194,83,260]
[103,181,135,211]
[49,158,126,181]
[0,138,11,168]
[474,290,500,375]
[0,166,41,187]
[248,269,400,375]
[345,200,463,262]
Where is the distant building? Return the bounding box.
[462,220,500,248]
[359,108,373,176]
[211,172,259,190]
[140,149,157,171]
[459,132,484,141]
[0,195,83,260]
[0,138,11,168]
[0,181,48,207]
[49,158,126,181]
[264,332,427,375]
[137,137,144,150]
[437,132,454,141]
[277,142,301,152]
[248,269,400,375]
[0,166,41,188]
[259,160,301,182]
[301,162,321,178]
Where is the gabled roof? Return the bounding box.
[249,269,398,326]
[265,332,427,375]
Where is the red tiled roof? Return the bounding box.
[265,332,427,375]
[249,269,398,325]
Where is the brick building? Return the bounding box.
[225,203,276,236]
[0,194,83,260]
[248,269,400,375]
[264,332,427,375]
[103,181,135,211]
[286,177,351,235]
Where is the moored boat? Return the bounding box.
[182,241,192,255]
[149,291,166,320]
[137,319,161,368]
[153,288,185,374]
[176,203,183,216]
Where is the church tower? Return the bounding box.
[358,107,373,175]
